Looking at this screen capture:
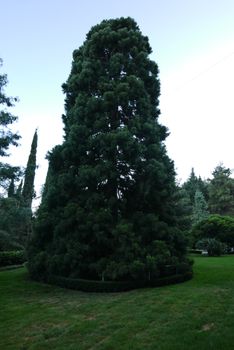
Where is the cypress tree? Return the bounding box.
[22,129,38,209]
[7,178,15,197]
[28,18,188,282]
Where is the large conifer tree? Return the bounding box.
[28,18,188,282]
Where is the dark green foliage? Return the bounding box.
[22,129,38,209]
[208,165,234,216]
[28,17,188,283]
[0,197,31,248]
[196,238,226,257]
[0,229,23,251]
[0,250,26,267]
[192,215,234,249]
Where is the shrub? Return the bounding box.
[192,215,234,249]
[0,250,26,267]
[196,238,226,256]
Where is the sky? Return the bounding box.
[1,0,234,206]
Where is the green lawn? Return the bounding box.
[1,256,234,350]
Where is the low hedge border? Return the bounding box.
[188,249,202,255]
[0,264,25,272]
[46,270,193,293]
[0,250,26,267]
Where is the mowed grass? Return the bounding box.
[1,256,234,350]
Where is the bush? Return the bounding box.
[192,215,234,249]
[196,238,226,256]
[0,250,26,267]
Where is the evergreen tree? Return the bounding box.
[15,180,23,198]
[22,129,38,209]
[182,168,208,203]
[182,168,198,203]
[7,178,15,197]
[208,164,234,216]
[174,186,193,232]
[28,18,188,282]
[192,190,209,225]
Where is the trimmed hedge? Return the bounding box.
[0,250,26,267]
[45,269,193,293]
[188,249,202,255]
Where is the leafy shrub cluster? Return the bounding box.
[192,215,234,253]
[193,214,234,245]
[0,250,26,267]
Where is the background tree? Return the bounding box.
[22,129,38,209]
[208,164,234,216]
[192,189,209,226]
[0,70,37,247]
[182,168,208,203]
[28,17,188,282]
[174,186,193,243]
[0,58,21,192]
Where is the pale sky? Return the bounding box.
[1,0,234,206]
